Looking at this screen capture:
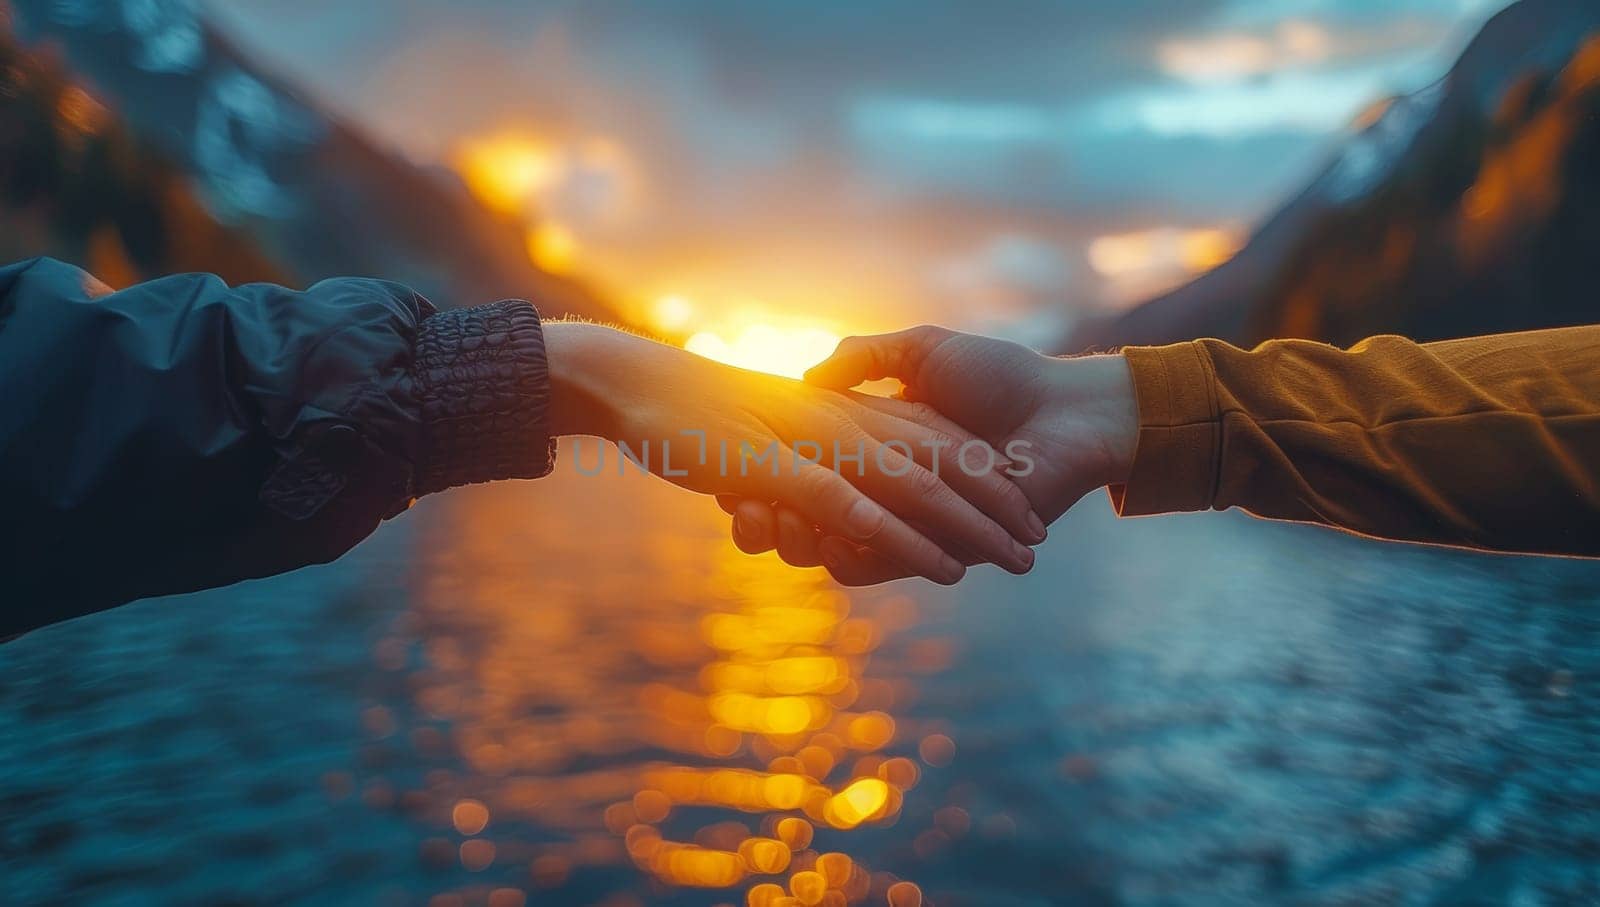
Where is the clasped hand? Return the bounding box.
[544,322,1137,586]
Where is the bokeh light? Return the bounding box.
[360,475,948,904]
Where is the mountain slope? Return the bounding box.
[0,18,284,286]
[1070,0,1600,350]
[7,0,608,317]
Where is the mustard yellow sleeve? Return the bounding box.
[1110,326,1600,557]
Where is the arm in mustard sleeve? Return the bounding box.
[1114,326,1600,556]
[722,323,1600,584]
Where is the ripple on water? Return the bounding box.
[4,474,1600,905]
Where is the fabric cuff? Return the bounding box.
[412,299,556,496]
[1108,341,1221,516]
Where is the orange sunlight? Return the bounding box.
[450,128,881,380]
[525,221,579,275]
[450,130,560,217]
[651,292,844,379]
[1087,225,1243,303]
[380,471,946,905]
[684,320,843,380]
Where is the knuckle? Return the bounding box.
[798,466,840,501]
[924,429,964,457]
[906,464,945,498]
[820,396,859,424]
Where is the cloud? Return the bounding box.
[196,0,1510,327]
[1114,14,1467,137]
[930,233,1072,308]
[1156,16,1450,85]
[1086,225,1243,303]
[1095,65,1420,137]
[1156,20,1334,84]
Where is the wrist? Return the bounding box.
[544,321,628,439]
[1038,353,1138,488]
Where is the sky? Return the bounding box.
[202,0,1510,348]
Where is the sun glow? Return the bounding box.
[652,294,695,331]
[451,130,560,216]
[643,289,852,380]
[684,322,842,379]
[447,125,884,383]
[525,221,579,274]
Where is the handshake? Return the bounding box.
[545,322,1140,586]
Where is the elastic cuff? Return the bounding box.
[412,300,556,496]
[1108,341,1220,516]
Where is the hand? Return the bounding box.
[725,325,1140,584]
[542,322,1045,584]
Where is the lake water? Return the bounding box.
[5,460,1600,906]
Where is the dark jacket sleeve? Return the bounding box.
[0,257,554,637]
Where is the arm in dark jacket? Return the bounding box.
[0,257,554,637]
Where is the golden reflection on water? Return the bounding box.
[362,468,955,906]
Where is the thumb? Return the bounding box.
[803,325,950,389]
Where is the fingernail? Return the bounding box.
[845,498,886,538]
[1025,510,1047,543]
[734,512,752,538]
[1010,541,1035,573]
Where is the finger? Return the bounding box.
[769,504,984,574]
[751,461,966,585]
[731,499,778,555]
[906,518,986,568]
[840,438,1034,575]
[818,536,916,587]
[735,499,920,575]
[819,514,1018,585]
[848,398,1045,545]
[775,507,824,567]
[804,325,953,390]
[724,495,784,556]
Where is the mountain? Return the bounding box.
[0,16,285,287]
[1069,0,1600,350]
[4,0,608,318]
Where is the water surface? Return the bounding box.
[5,463,1599,906]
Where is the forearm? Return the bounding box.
[0,258,555,635]
[1111,326,1600,555]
